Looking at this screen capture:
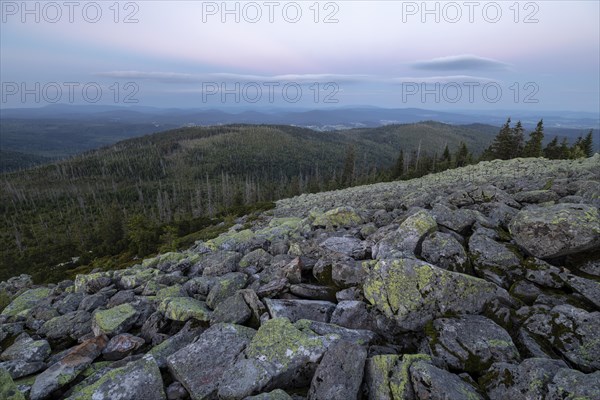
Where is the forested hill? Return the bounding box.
[0,122,495,282]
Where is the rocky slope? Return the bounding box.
[1,155,599,400]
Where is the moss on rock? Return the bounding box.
[92,303,138,336]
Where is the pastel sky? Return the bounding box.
[1,0,599,111]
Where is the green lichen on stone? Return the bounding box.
[155,285,183,302]
[142,251,198,268]
[287,243,302,257]
[119,268,159,289]
[312,206,363,228]
[401,210,437,236]
[206,229,256,251]
[256,217,307,241]
[363,258,504,330]
[0,368,25,400]
[389,354,432,399]
[66,355,164,400]
[245,318,331,370]
[158,296,211,322]
[363,259,433,317]
[74,272,111,292]
[93,303,137,335]
[367,354,401,399]
[1,287,53,317]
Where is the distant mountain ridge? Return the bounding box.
[1,106,597,172]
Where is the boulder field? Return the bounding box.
[1,155,599,399]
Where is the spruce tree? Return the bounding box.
[558,138,570,159]
[455,142,470,167]
[392,149,405,179]
[487,118,513,160]
[512,120,525,157]
[581,130,594,157]
[441,145,451,162]
[523,119,544,157]
[543,136,560,159]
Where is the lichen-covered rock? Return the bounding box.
[118,268,159,290]
[421,232,469,273]
[332,259,365,288]
[158,297,211,322]
[431,203,479,234]
[92,303,138,336]
[509,203,600,258]
[514,189,559,204]
[410,360,484,400]
[206,229,263,253]
[0,359,46,380]
[374,210,437,259]
[66,354,165,400]
[546,368,600,400]
[320,236,367,259]
[154,285,184,302]
[141,251,190,270]
[522,304,600,372]
[564,274,600,309]
[107,290,136,308]
[363,258,510,331]
[312,206,364,228]
[0,368,25,400]
[1,333,50,363]
[199,251,242,277]
[216,358,273,399]
[206,272,248,309]
[1,287,53,317]
[364,354,401,400]
[307,340,367,400]
[210,292,252,325]
[148,323,200,368]
[30,335,108,400]
[39,310,93,344]
[78,292,109,313]
[480,358,568,400]
[166,323,256,400]
[426,315,520,373]
[220,318,337,397]
[74,272,113,294]
[239,249,273,273]
[364,353,431,400]
[54,292,85,315]
[522,258,566,289]
[261,257,302,285]
[257,217,306,241]
[330,300,377,331]
[264,299,336,323]
[468,231,522,288]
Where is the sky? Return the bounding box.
[1,0,599,112]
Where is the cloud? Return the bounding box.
[94,71,370,84]
[412,55,511,71]
[95,71,499,88]
[389,75,497,84]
